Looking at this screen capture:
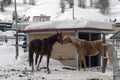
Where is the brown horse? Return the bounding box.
[62,36,113,71]
[29,32,62,73]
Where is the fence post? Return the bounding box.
[14,0,19,59]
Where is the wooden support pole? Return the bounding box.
[14,0,19,60]
[88,33,91,67]
[102,33,107,73]
[75,31,80,70]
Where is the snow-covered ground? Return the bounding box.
[0,0,120,80]
[0,31,113,80]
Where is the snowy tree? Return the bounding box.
[90,0,93,7]
[94,0,99,8]
[7,0,11,5]
[23,0,35,5]
[59,0,65,13]
[12,11,16,20]
[99,0,109,15]
[0,0,4,12]
[5,0,11,5]
[90,0,100,8]
[29,0,35,5]
[67,0,74,8]
[0,0,12,12]
[78,0,86,8]
[23,0,27,4]
[78,0,82,7]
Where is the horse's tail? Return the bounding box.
[106,45,114,64]
[102,43,114,64]
[29,41,34,67]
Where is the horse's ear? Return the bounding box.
[57,31,62,35]
[67,36,70,40]
[64,36,70,41]
[57,31,62,33]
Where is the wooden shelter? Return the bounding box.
[19,20,113,67]
[114,23,120,31]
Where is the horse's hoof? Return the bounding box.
[47,71,50,74]
[32,69,34,72]
[77,68,80,71]
[37,68,41,71]
[84,68,86,71]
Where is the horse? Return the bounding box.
[62,36,113,71]
[29,32,62,73]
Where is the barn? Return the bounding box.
[19,20,113,68]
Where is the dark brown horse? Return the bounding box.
[62,36,113,71]
[29,32,62,73]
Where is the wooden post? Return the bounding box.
[88,33,91,67]
[72,1,75,20]
[14,0,19,59]
[102,33,107,73]
[75,31,79,69]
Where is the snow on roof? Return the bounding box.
[24,20,113,32]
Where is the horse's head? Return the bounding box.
[57,32,63,44]
[62,36,71,44]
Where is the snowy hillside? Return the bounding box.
[0,0,120,22]
[109,0,120,22]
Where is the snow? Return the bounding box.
[0,0,120,22]
[0,0,120,79]
[25,20,113,31]
[57,7,109,21]
[0,31,15,36]
[0,31,113,80]
[26,0,60,21]
[0,30,113,80]
[0,40,113,80]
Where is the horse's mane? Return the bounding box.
[43,34,58,45]
[45,34,57,40]
[68,36,86,42]
[63,36,87,47]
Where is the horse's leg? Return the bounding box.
[78,58,87,71]
[77,53,82,71]
[82,57,87,71]
[37,55,43,70]
[32,64,34,72]
[78,58,82,71]
[78,52,87,71]
[35,54,39,65]
[29,49,34,71]
[31,59,34,72]
[35,54,39,71]
[47,54,50,74]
